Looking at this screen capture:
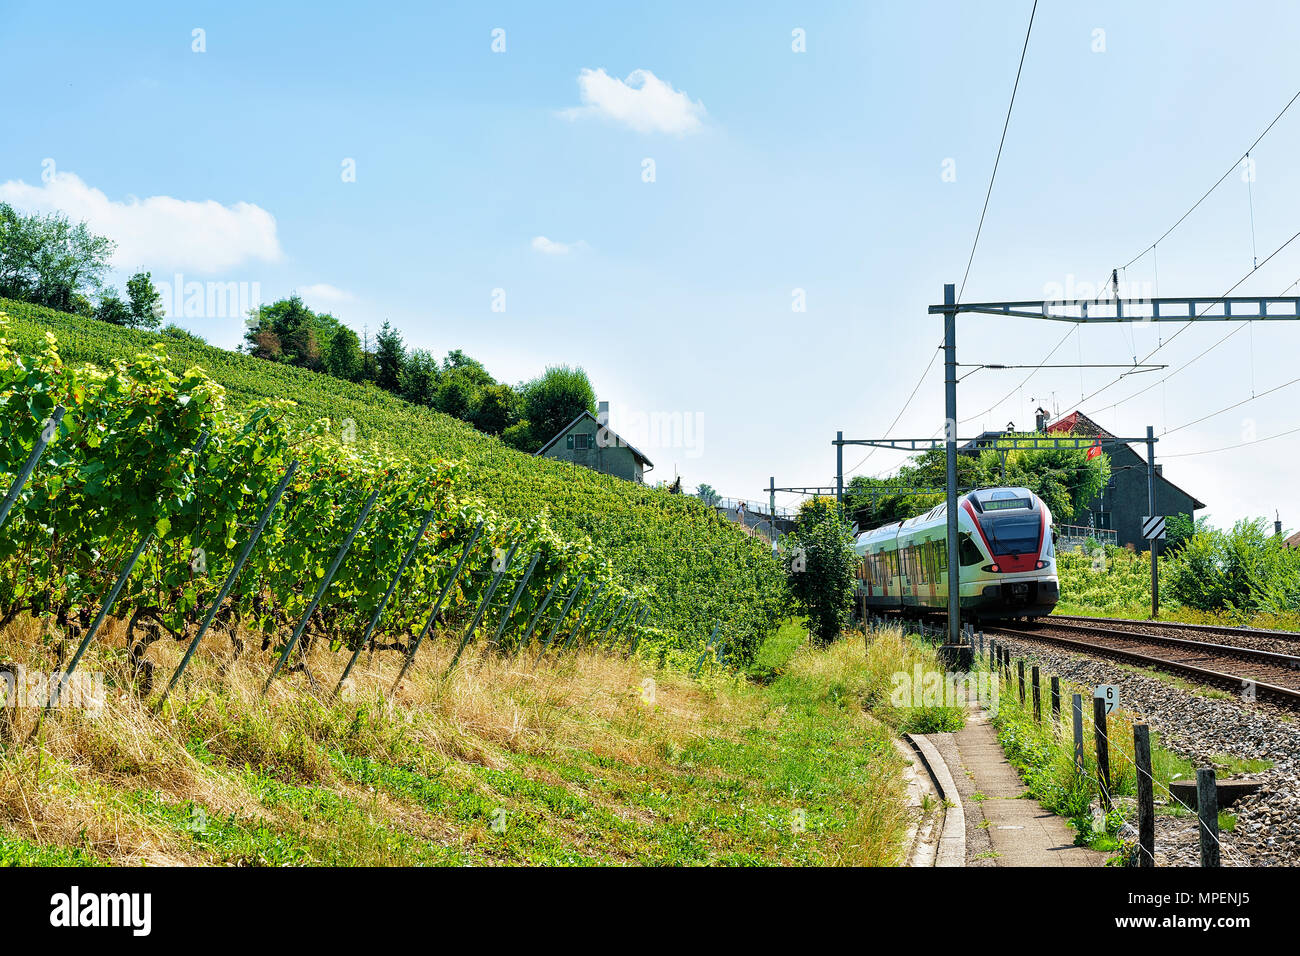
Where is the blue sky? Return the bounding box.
[4,0,1300,528]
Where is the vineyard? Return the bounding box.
[0,300,785,690]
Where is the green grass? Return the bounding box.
[1209,753,1273,775]
[0,620,925,866]
[0,833,104,866]
[984,651,1192,854]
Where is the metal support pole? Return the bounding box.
[0,405,64,533]
[562,582,606,652]
[535,576,586,662]
[159,460,299,707]
[835,432,843,512]
[1146,425,1159,620]
[50,530,153,707]
[768,476,777,554]
[489,551,540,650]
[263,484,383,695]
[447,542,518,672]
[511,579,560,658]
[943,282,961,648]
[334,503,438,695]
[390,521,483,691]
[596,594,630,646]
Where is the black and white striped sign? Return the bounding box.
[1141,515,1166,540]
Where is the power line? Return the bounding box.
[1119,88,1300,272]
[957,0,1039,304]
[1163,423,1300,458]
[843,343,942,479]
[1163,373,1300,436]
[1070,87,1300,404]
[1074,227,1300,410]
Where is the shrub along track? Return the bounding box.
[982,618,1300,709]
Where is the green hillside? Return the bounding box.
[0,297,783,662]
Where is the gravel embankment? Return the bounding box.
[991,633,1300,867]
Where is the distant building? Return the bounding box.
[1048,411,1205,551]
[535,400,654,483]
[959,410,1206,551]
[1284,531,1300,550]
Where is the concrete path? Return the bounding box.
[939,707,1106,866]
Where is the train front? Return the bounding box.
[960,488,1059,618]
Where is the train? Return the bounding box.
[853,486,1059,620]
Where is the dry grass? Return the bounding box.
[0,614,912,866]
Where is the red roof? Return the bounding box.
[1045,410,1115,439]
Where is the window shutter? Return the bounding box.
[566,435,574,450]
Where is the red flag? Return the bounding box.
[1086,441,1102,460]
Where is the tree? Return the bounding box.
[374,320,405,392]
[125,271,163,330]
[784,496,857,644]
[242,296,345,370]
[696,483,721,507]
[399,348,439,406]
[500,420,536,452]
[520,365,596,445]
[433,370,474,420]
[468,381,517,435]
[325,325,364,382]
[0,203,115,311]
[93,290,132,327]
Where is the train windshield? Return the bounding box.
[981,513,1040,556]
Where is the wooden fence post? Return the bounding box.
[1197,768,1220,868]
[1050,675,1061,725]
[1133,723,1156,868]
[1071,694,1085,774]
[1093,694,1112,809]
[1017,660,1025,704]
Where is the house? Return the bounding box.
[535,400,654,483]
[1046,411,1205,551]
[1284,531,1300,550]
[958,410,1206,551]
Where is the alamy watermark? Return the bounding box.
[890,664,1000,716]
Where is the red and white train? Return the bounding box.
[853,487,1059,620]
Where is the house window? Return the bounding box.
[567,433,595,451]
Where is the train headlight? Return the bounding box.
[981,563,1001,573]
[1035,560,1046,569]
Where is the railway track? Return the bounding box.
[982,617,1300,708]
[1047,613,1300,652]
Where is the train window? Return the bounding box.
[958,533,984,566]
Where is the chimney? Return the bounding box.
[1276,512,1283,537]
[597,400,609,424]
[1035,407,1048,432]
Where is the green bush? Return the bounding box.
[1164,518,1300,614]
[784,497,856,644]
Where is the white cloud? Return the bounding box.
[559,68,706,135]
[0,171,282,273]
[296,283,355,309]
[531,236,587,255]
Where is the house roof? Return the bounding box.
[1048,410,1206,510]
[1285,531,1300,549]
[534,410,655,468]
